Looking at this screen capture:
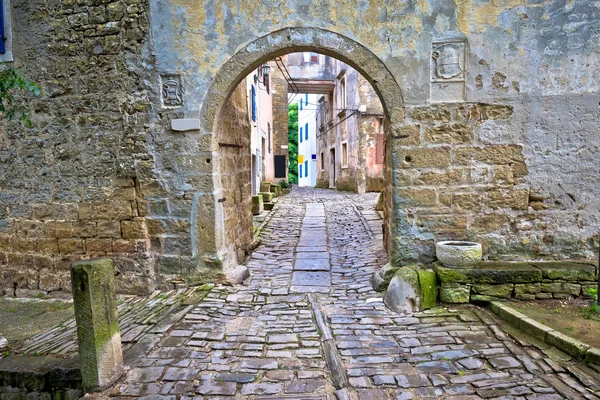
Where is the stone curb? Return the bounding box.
[485,300,599,365]
[253,197,279,239]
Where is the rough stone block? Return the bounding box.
[121,219,147,239]
[384,266,421,313]
[396,147,451,169]
[38,238,59,254]
[269,185,281,197]
[70,258,123,391]
[58,239,85,254]
[518,316,553,341]
[259,192,273,203]
[586,347,600,366]
[471,283,514,298]
[73,221,97,238]
[397,188,437,207]
[252,195,263,215]
[96,221,121,238]
[44,221,74,239]
[542,282,581,296]
[392,124,421,145]
[546,331,589,360]
[471,213,510,234]
[440,286,470,303]
[260,183,271,193]
[424,123,473,144]
[488,189,529,210]
[86,238,113,254]
[78,201,132,221]
[411,105,451,123]
[533,262,597,282]
[264,202,275,211]
[434,262,542,285]
[11,237,37,253]
[39,273,61,291]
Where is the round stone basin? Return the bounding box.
[436,241,482,269]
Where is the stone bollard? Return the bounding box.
[70,258,123,392]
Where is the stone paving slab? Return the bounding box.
[294,258,330,271]
[291,271,331,286]
[290,286,331,294]
[296,246,329,253]
[296,251,330,259]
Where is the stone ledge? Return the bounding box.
[0,355,82,393]
[435,261,598,303]
[485,300,598,365]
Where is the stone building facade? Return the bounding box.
[0,0,598,296]
[314,58,385,193]
[246,63,274,195]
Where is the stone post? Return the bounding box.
[70,258,123,392]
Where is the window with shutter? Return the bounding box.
[299,127,303,143]
[310,53,318,63]
[304,160,308,177]
[305,123,308,140]
[0,1,5,54]
[251,85,256,122]
[0,0,13,62]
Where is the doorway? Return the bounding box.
[329,147,336,188]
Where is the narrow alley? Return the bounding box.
[110,188,595,400]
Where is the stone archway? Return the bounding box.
[195,27,407,282]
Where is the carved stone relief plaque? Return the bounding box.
[430,40,466,103]
[161,75,183,107]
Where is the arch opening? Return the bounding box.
[196,28,406,283]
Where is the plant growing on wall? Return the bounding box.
[287,103,299,184]
[0,67,40,127]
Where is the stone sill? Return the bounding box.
[0,355,82,397]
[435,260,598,303]
[482,300,600,366]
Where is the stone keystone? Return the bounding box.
[70,258,123,392]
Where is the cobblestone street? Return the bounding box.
[110,188,600,400]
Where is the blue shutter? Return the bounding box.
[305,123,308,140]
[299,127,303,143]
[251,85,256,122]
[0,1,5,54]
[305,160,308,177]
[299,164,303,178]
[305,93,308,105]
[300,99,302,111]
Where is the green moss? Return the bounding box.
[418,269,438,309]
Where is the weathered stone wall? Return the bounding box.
[3,0,599,294]
[357,74,384,193]
[436,261,598,304]
[216,80,253,266]
[271,58,289,182]
[0,0,157,297]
